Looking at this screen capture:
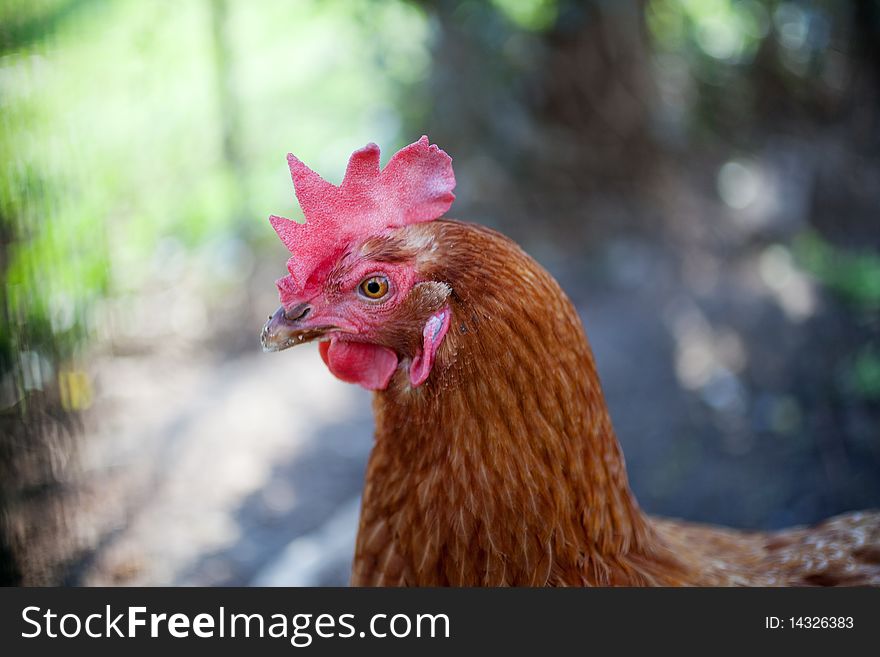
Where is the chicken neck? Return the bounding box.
[354,221,681,585]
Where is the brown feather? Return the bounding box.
[350,219,880,586]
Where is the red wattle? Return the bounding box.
[321,339,398,391]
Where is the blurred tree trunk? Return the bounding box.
[531,1,657,193]
[210,0,249,231]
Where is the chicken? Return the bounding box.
[261,137,880,586]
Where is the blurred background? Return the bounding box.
[1,0,879,586]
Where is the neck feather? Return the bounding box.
[362,221,664,585]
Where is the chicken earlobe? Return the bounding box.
[409,305,451,387]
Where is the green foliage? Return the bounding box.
[647,0,770,63]
[795,231,880,311]
[793,231,880,402]
[490,0,558,31]
[851,347,880,401]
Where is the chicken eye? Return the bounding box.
[358,275,390,300]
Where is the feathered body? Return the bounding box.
[350,220,880,586]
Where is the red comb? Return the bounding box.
[270,136,455,304]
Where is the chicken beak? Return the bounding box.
[260,304,334,353]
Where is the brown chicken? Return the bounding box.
[261,137,880,586]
